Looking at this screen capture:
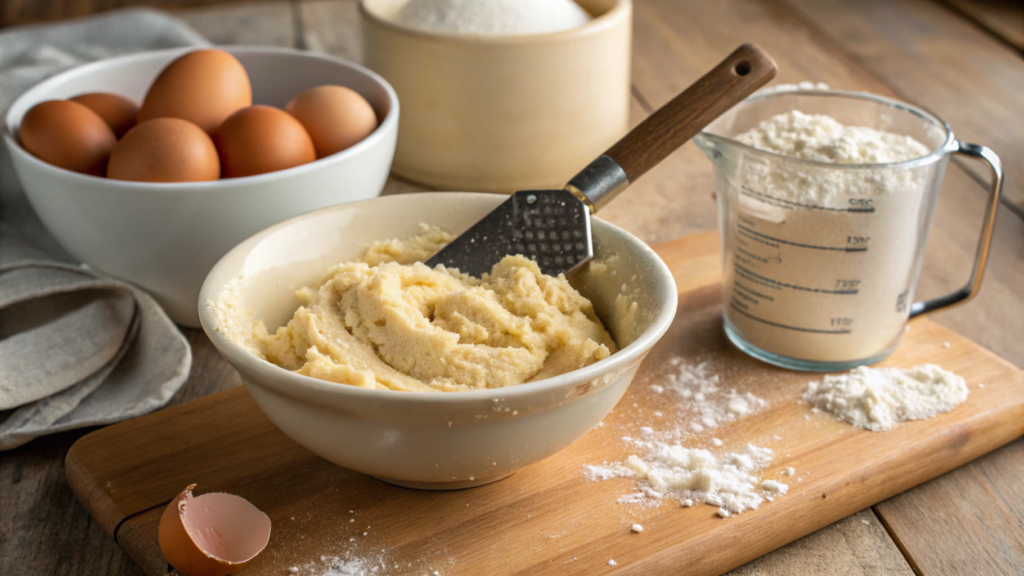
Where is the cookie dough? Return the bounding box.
[252,228,616,392]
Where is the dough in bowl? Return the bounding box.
[249,227,616,392]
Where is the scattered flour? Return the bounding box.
[584,359,786,517]
[290,555,383,576]
[803,364,968,431]
[719,108,937,363]
[585,443,784,517]
[392,0,591,35]
[760,480,788,494]
[666,360,767,430]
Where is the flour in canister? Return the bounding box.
[721,110,934,362]
[391,0,591,35]
[803,363,968,431]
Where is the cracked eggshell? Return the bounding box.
[158,484,271,576]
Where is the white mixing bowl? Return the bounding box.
[4,46,398,327]
[199,193,678,489]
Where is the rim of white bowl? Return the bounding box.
[199,192,679,404]
[3,45,399,191]
[359,0,631,44]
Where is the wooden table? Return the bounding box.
[2,1,1022,574]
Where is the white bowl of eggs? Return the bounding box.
[4,46,398,327]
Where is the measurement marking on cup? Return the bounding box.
[735,264,859,294]
[735,280,775,302]
[737,228,780,249]
[738,224,867,252]
[730,302,852,334]
[741,186,876,213]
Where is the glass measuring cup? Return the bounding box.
[694,90,1003,371]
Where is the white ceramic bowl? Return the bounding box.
[199,193,677,489]
[4,46,399,327]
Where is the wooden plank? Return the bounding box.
[875,437,1024,575]
[298,0,361,61]
[780,0,1024,212]
[0,431,147,576]
[62,234,1024,575]
[727,509,914,576]
[174,1,296,47]
[942,0,1024,52]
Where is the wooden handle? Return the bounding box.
[605,44,777,183]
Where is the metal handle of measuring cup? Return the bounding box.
[910,140,1003,318]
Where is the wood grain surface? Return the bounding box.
[64,232,1024,576]
[942,0,1024,52]
[2,1,1023,575]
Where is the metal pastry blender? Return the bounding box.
[426,43,777,277]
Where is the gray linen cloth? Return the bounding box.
[0,9,210,450]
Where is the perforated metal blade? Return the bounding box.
[425,189,592,278]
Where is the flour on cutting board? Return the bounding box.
[586,443,783,516]
[803,363,968,431]
[292,553,453,576]
[287,553,386,576]
[585,359,786,517]
[662,359,767,432]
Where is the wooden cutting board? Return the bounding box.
[65,231,1024,576]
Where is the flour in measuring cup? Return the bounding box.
[721,110,933,363]
[735,110,930,205]
[737,110,929,166]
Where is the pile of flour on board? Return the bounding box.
[585,443,787,517]
[585,360,785,518]
[392,0,591,35]
[803,363,968,431]
[721,108,937,363]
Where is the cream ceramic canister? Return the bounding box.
[360,0,632,192]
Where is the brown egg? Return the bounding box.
[18,100,116,176]
[139,49,252,134]
[158,485,271,576]
[107,118,220,183]
[213,105,315,178]
[285,85,378,158]
[70,92,139,138]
